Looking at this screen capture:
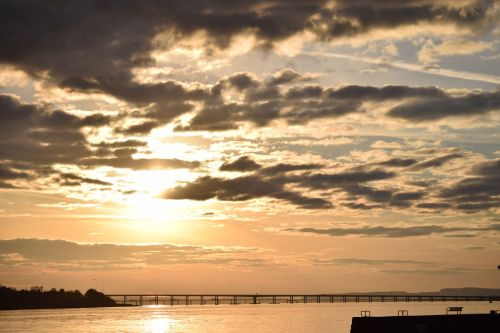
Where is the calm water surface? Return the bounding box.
[0,301,497,332]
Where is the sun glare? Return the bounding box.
[147,317,174,333]
[109,167,205,235]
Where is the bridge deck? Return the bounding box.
[104,294,499,306]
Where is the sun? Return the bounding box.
[118,169,197,233]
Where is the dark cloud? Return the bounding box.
[294,169,395,189]
[268,69,311,86]
[0,181,17,189]
[377,158,418,167]
[0,0,494,120]
[260,163,323,175]
[0,94,200,179]
[387,90,500,121]
[0,238,263,270]
[0,165,30,188]
[93,140,148,149]
[439,159,500,212]
[0,95,102,142]
[312,0,495,40]
[163,175,332,209]
[342,202,382,210]
[164,164,420,209]
[416,202,452,210]
[289,169,425,210]
[0,94,97,165]
[464,246,485,251]
[80,157,200,170]
[219,156,262,172]
[116,120,160,135]
[0,165,30,180]
[165,155,429,210]
[289,223,500,238]
[410,153,463,170]
[313,257,432,266]
[221,73,260,91]
[218,155,324,175]
[177,81,495,132]
[326,85,445,100]
[57,173,111,187]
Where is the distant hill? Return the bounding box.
[347,287,500,296]
[428,288,500,296]
[0,285,128,310]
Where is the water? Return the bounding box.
[0,302,497,332]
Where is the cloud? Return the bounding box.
[416,202,452,210]
[310,0,495,40]
[288,223,500,238]
[381,267,487,275]
[163,156,500,212]
[176,77,499,131]
[0,94,201,189]
[57,173,111,187]
[0,165,30,181]
[163,175,332,209]
[268,68,314,86]
[387,90,500,122]
[377,158,418,167]
[80,157,200,170]
[0,238,266,271]
[439,158,500,211]
[0,0,495,113]
[313,257,433,266]
[409,153,463,170]
[260,163,324,175]
[219,156,262,172]
[0,94,104,166]
[296,169,396,189]
[165,162,405,209]
[418,38,494,68]
[464,246,485,251]
[115,121,160,135]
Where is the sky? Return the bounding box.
[0,0,499,294]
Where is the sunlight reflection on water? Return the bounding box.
[148,318,171,333]
[0,302,497,333]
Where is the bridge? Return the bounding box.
[105,294,500,306]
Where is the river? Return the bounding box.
[0,301,497,332]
